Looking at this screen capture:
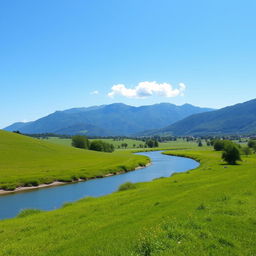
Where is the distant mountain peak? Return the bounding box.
[155,98,256,136]
[4,102,213,136]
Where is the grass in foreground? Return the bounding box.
[0,130,149,190]
[0,147,255,255]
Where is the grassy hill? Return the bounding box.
[0,130,149,190]
[0,147,255,255]
[156,98,256,136]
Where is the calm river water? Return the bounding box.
[0,151,199,220]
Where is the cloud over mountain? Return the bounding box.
[108,81,186,98]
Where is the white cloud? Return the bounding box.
[90,90,99,95]
[108,81,186,98]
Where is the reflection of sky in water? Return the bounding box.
[0,151,199,220]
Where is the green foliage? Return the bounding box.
[145,139,159,148]
[213,139,239,152]
[213,140,228,151]
[248,139,256,152]
[89,140,114,152]
[118,182,136,191]
[222,144,241,165]
[241,146,252,156]
[248,139,256,148]
[17,209,43,218]
[71,135,89,149]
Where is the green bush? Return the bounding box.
[213,140,233,151]
[241,146,252,156]
[72,135,90,149]
[248,139,256,152]
[89,140,114,152]
[17,209,44,218]
[145,139,159,148]
[222,144,241,165]
[118,182,136,191]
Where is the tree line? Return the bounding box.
[72,136,114,153]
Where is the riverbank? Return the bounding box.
[0,130,151,191]
[0,163,151,196]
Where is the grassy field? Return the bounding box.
[43,136,200,149]
[42,137,72,146]
[158,139,199,149]
[0,144,255,255]
[44,137,148,148]
[0,131,149,190]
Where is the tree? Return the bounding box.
[72,135,89,149]
[198,140,203,147]
[90,140,114,153]
[145,139,159,148]
[213,140,233,151]
[222,144,241,165]
[241,146,252,156]
[248,139,256,148]
[248,139,256,153]
[213,140,225,151]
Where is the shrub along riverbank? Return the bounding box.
[0,147,255,255]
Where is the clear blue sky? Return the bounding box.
[1,0,256,128]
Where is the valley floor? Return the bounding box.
[0,148,255,255]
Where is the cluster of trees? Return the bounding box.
[213,140,241,165]
[24,133,72,139]
[195,137,256,165]
[71,136,114,153]
[141,136,176,143]
[120,143,128,148]
[145,139,159,148]
[117,143,145,149]
[90,140,114,152]
[248,139,256,152]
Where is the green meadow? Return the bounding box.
[44,137,148,148]
[0,135,255,255]
[43,136,199,150]
[0,131,149,190]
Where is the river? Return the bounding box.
[0,151,199,220]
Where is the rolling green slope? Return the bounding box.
[0,130,149,190]
[0,148,255,255]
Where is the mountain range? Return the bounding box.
[6,99,256,136]
[4,103,213,136]
[152,98,256,136]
